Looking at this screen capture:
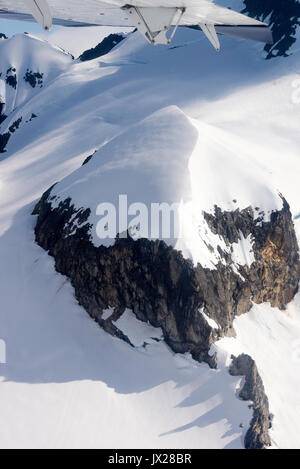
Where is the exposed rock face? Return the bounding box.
[4,67,17,89]
[0,34,72,155]
[32,180,299,450]
[24,70,44,89]
[0,64,42,153]
[79,34,125,62]
[204,199,300,310]
[0,103,6,125]
[0,131,10,153]
[242,0,300,59]
[230,354,272,449]
[0,117,23,153]
[33,194,219,366]
[33,190,299,368]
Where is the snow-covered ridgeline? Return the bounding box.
[45,106,283,271]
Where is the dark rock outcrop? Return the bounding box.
[26,113,37,123]
[5,67,17,89]
[204,199,300,310]
[33,190,299,368]
[0,131,10,153]
[82,150,97,166]
[79,34,125,62]
[230,354,272,449]
[32,187,299,450]
[9,117,22,134]
[242,0,300,59]
[24,70,43,88]
[0,117,23,153]
[33,196,220,366]
[0,102,7,125]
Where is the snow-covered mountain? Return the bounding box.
[0,1,300,449]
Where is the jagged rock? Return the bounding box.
[5,67,17,89]
[0,114,6,125]
[204,198,300,310]
[24,70,43,88]
[0,113,38,153]
[0,117,23,153]
[230,354,272,449]
[9,117,22,134]
[33,189,299,368]
[33,196,219,366]
[0,102,6,125]
[0,131,10,153]
[79,34,125,62]
[26,113,37,123]
[242,0,300,59]
[82,150,97,166]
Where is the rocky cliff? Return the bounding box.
[230,354,272,449]
[33,191,299,367]
[242,0,300,58]
[204,198,300,310]
[79,33,125,61]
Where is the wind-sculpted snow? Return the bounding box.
[40,104,292,277]
[37,26,134,58]
[47,106,198,249]
[0,34,71,113]
[0,34,72,153]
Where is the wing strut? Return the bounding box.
[168,8,186,44]
[21,0,52,30]
[199,23,220,52]
[123,6,181,45]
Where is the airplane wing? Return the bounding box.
[0,0,273,50]
[0,0,125,27]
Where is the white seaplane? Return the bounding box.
[0,0,273,51]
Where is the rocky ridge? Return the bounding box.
[32,179,300,449]
[230,354,272,449]
[33,191,299,363]
[242,0,300,59]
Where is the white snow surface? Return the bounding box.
[213,296,300,449]
[36,26,134,58]
[113,309,163,347]
[0,13,300,449]
[47,103,283,269]
[0,34,72,115]
[200,310,220,330]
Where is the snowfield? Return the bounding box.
[0,33,72,114]
[37,25,134,58]
[214,296,300,449]
[0,5,300,449]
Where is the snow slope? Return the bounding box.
[213,294,300,449]
[0,34,72,115]
[48,105,198,248]
[0,9,300,449]
[36,26,134,58]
